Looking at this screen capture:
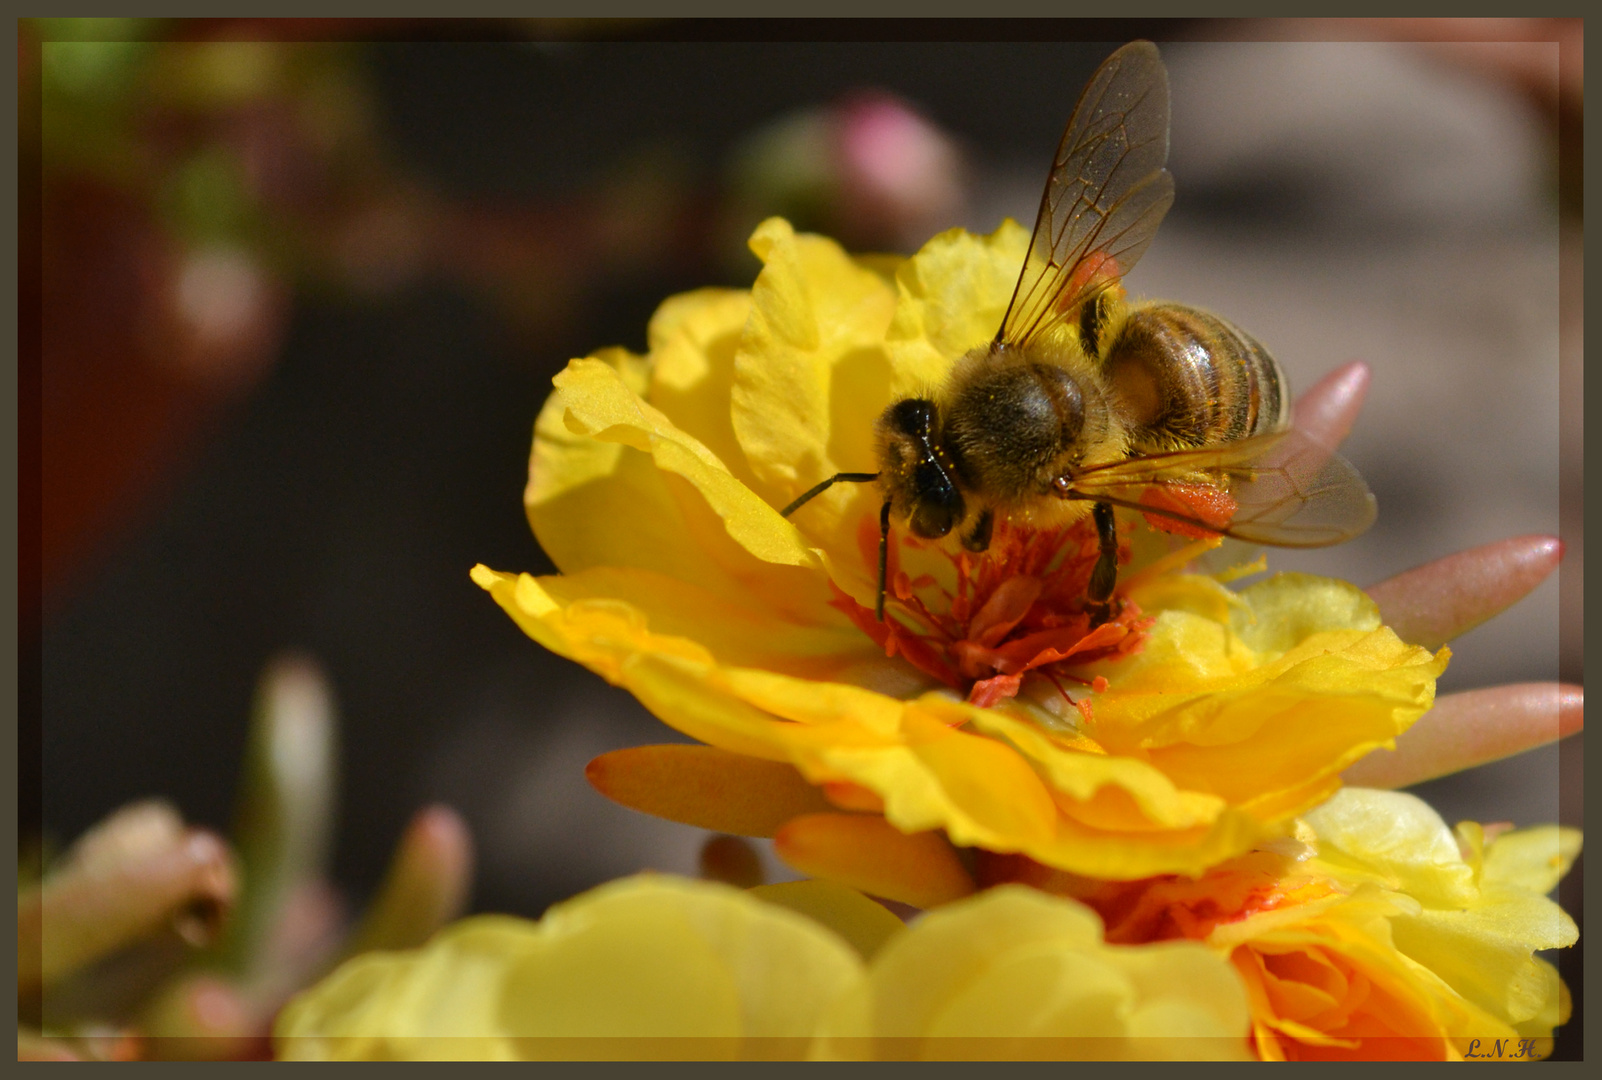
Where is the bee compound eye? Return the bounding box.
[910,495,962,539]
[906,457,964,538]
[885,397,937,438]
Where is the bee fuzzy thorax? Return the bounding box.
[941,339,1129,496]
[874,334,1136,547]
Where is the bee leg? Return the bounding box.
[1086,501,1118,627]
[876,499,892,622]
[962,508,994,552]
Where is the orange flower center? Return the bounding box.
[830,514,1152,713]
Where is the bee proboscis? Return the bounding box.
[783,40,1376,622]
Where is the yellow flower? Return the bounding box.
[816,885,1252,1061]
[995,788,1580,1061]
[273,875,872,1061]
[473,216,1447,884]
[274,874,1252,1061]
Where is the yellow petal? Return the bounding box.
[1107,629,1448,808]
[1480,825,1583,897]
[471,565,866,760]
[731,217,898,496]
[275,876,867,1060]
[833,886,1250,1060]
[883,219,1030,386]
[478,558,1455,881]
[748,879,906,961]
[546,356,817,570]
[1302,788,1476,905]
[1229,572,1381,652]
[643,287,763,493]
[1030,800,1268,882]
[275,915,549,1060]
[728,219,899,594]
[1294,789,1579,1046]
[1390,902,1575,1031]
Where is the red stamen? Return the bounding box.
[831,515,1154,710]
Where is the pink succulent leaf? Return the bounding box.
[20,811,237,991]
[1291,360,1370,450]
[1344,681,1582,789]
[1367,534,1564,650]
[338,804,475,959]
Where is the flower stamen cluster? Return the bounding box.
[830,516,1151,710]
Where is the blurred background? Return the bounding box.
[24,16,1580,1055]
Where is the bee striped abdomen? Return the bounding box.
[1103,302,1287,453]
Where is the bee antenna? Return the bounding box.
[778,472,890,623]
[779,472,880,517]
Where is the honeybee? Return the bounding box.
[784,40,1376,621]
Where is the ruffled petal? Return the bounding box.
[1295,790,1578,1053]
[732,218,897,497]
[1302,788,1477,906]
[818,886,1250,1060]
[1481,824,1583,897]
[746,879,907,961]
[883,219,1030,386]
[275,876,867,1060]
[479,556,1451,880]
[644,288,763,492]
[538,356,818,573]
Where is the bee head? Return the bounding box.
[877,397,965,539]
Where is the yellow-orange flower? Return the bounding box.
[274,874,1252,1061]
[993,788,1580,1061]
[473,217,1447,882]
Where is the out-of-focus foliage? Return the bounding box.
[18,656,474,1061]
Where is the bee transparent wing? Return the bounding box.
[1064,429,1377,548]
[998,40,1175,351]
